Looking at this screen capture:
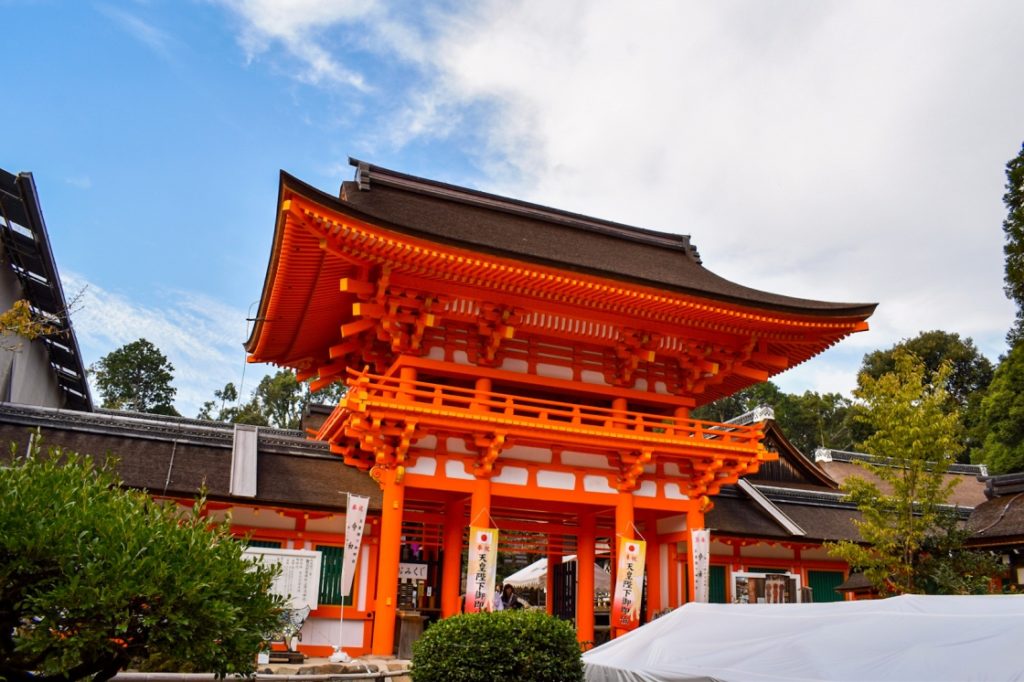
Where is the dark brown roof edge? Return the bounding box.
[348,158,702,259]
[244,173,292,352]
[273,170,878,320]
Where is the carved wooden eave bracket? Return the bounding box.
[615,448,653,492]
[476,304,523,365]
[612,329,658,386]
[472,432,509,478]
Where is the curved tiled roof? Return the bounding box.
[309,160,876,317]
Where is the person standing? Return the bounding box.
[500,583,523,610]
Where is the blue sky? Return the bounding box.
[4,1,1024,416]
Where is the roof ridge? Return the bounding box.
[348,158,703,261]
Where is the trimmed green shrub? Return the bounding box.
[411,609,584,682]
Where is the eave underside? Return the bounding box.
[247,184,872,406]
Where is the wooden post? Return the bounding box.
[576,512,596,646]
[371,466,405,655]
[470,477,491,530]
[441,497,466,617]
[612,491,634,639]
[545,553,558,615]
[645,525,661,619]
[667,541,680,607]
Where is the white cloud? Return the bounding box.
[213,0,1024,397]
[97,4,175,59]
[63,272,272,417]
[215,0,376,89]
[409,0,1024,387]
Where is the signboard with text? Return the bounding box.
[464,527,498,613]
[243,547,322,610]
[611,537,646,631]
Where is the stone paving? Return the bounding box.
[261,656,412,680]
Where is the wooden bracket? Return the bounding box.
[473,432,508,477]
[476,304,522,365]
[612,329,658,386]
[616,448,653,492]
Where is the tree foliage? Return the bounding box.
[825,351,997,595]
[91,338,178,415]
[856,331,993,458]
[1003,142,1024,346]
[198,369,347,429]
[693,382,853,454]
[0,437,283,682]
[411,609,583,682]
[976,342,1024,474]
[0,299,58,351]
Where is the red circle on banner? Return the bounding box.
[480,533,488,542]
[628,544,636,552]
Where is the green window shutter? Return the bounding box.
[246,539,283,549]
[808,570,845,603]
[317,545,354,606]
[709,565,727,603]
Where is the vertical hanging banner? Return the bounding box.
[690,529,710,603]
[611,537,646,631]
[464,527,499,613]
[341,494,369,597]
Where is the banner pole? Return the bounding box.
[331,494,351,663]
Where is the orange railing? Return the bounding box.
[337,369,763,453]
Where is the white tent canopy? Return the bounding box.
[503,555,611,592]
[583,595,1024,682]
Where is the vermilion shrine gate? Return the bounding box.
[245,161,875,655]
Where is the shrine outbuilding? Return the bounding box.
[244,160,877,655]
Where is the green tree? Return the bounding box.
[693,383,853,453]
[853,330,993,459]
[0,437,282,682]
[1003,142,1024,346]
[91,339,178,415]
[197,370,347,429]
[197,382,268,426]
[825,351,992,595]
[782,391,853,454]
[976,342,1024,473]
[692,382,786,423]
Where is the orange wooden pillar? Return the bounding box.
[667,542,680,606]
[441,497,465,617]
[371,465,405,655]
[645,529,661,619]
[612,490,635,639]
[576,512,596,645]
[470,477,492,530]
[685,507,704,604]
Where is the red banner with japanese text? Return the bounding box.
[611,537,646,631]
[463,527,499,613]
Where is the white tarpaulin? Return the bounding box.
[504,555,611,592]
[583,595,1024,682]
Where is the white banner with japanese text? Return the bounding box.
[611,537,646,631]
[341,494,369,597]
[690,528,710,603]
[464,527,499,613]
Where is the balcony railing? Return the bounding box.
[322,370,766,461]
